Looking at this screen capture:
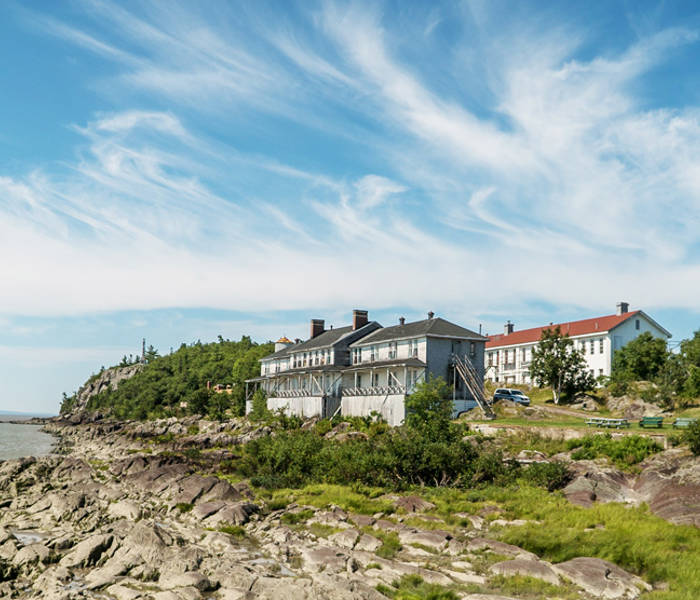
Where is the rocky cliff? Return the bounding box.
[66,364,143,416]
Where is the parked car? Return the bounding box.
[493,388,530,406]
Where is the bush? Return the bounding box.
[683,420,700,456]
[520,461,572,491]
[567,434,662,468]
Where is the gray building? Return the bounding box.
[246,309,487,425]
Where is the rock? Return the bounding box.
[394,496,436,513]
[108,500,142,520]
[205,501,259,526]
[299,546,348,573]
[12,543,50,566]
[160,571,214,591]
[105,584,143,600]
[490,559,560,585]
[551,557,651,599]
[349,514,375,528]
[399,530,451,551]
[467,538,537,560]
[328,529,360,549]
[564,463,640,508]
[355,534,382,552]
[171,474,219,505]
[59,534,113,568]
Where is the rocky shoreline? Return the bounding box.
[0,416,698,599]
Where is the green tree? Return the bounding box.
[207,392,230,421]
[611,332,668,382]
[404,377,455,442]
[144,345,160,363]
[530,326,595,404]
[680,330,700,398]
[249,388,269,421]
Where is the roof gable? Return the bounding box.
[486,311,643,348]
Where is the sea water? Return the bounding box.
[0,416,56,460]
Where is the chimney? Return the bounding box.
[616,301,629,316]
[428,311,435,319]
[294,338,302,344]
[399,316,405,325]
[310,319,325,338]
[504,320,514,335]
[352,309,368,330]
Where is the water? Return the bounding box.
[0,416,56,460]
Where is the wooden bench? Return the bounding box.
[585,417,630,429]
[639,416,664,428]
[672,417,698,429]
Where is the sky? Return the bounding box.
[1,0,700,414]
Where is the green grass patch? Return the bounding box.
[489,574,580,600]
[268,483,395,516]
[373,531,402,559]
[377,574,459,599]
[175,502,193,513]
[280,509,314,525]
[218,524,246,538]
[307,523,343,538]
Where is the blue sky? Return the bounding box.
[2,0,700,414]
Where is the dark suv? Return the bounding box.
[493,388,530,406]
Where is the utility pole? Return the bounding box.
[142,338,146,364]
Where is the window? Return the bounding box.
[599,369,603,376]
[409,339,418,357]
[388,342,397,359]
[469,341,476,358]
[580,342,585,355]
[590,340,595,354]
[488,352,493,367]
[521,348,526,362]
[372,373,379,387]
[370,346,377,361]
[352,348,360,364]
[599,339,604,353]
[636,319,640,330]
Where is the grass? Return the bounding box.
[372,530,403,559]
[377,574,459,599]
[265,483,395,516]
[218,524,246,538]
[567,433,663,469]
[488,574,581,600]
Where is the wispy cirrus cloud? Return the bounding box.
[4,0,700,325]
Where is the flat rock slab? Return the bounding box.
[399,529,451,551]
[300,546,348,573]
[355,534,381,552]
[108,500,142,521]
[468,537,537,560]
[59,533,113,568]
[552,557,651,599]
[490,558,560,585]
[328,528,360,549]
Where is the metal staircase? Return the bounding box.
[452,354,496,419]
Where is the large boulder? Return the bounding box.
[60,534,113,568]
[551,557,650,599]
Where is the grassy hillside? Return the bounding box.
[62,336,273,420]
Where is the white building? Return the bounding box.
[485,302,671,385]
[246,309,487,426]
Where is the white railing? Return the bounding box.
[342,385,406,397]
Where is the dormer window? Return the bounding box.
[353,348,361,364]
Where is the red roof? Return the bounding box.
[486,311,641,349]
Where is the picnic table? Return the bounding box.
[672,417,698,429]
[585,417,630,429]
[639,416,664,429]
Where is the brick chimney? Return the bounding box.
[616,301,629,316]
[310,319,325,338]
[399,316,405,325]
[352,309,368,330]
[504,320,514,335]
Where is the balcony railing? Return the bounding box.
[273,389,324,398]
[503,363,517,371]
[342,385,406,397]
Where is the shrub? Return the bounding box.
[567,434,662,468]
[683,420,700,456]
[520,461,572,491]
